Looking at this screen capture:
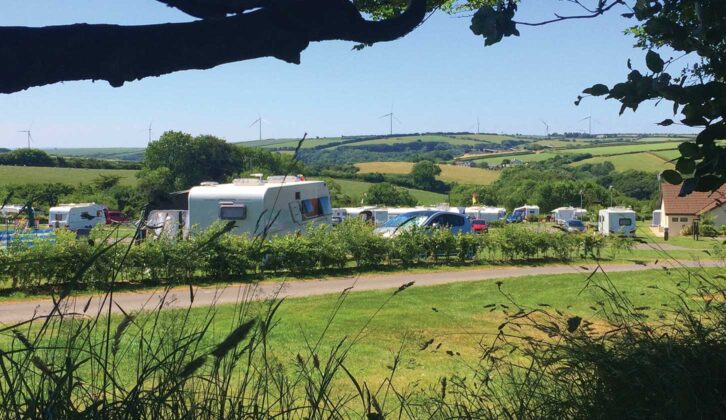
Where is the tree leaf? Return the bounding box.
[583,84,609,96]
[694,175,723,192]
[657,119,674,126]
[646,50,664,73]
[660,169,682,185]
[678,142,699,158]
[675,158,695,175]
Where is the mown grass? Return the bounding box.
[19,266,716,392]
[0,165,138,186]
[355,161,500,185]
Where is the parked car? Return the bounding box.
[107,210,130,224]
[374,210,472,238]
[564,219,586,233]
[471,219,488,233]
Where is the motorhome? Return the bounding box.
[598,207,637,236]
[465,206,506,223]
[186,176,332,237]
[507,205,540,223]
[48,203,107,232]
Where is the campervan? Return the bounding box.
[186,176,332,237]
[507,205,539,223]
[48,203,108,232]
[598,207,637,236]
[465,206,506,223]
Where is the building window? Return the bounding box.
[672,217,679,222]
[680,217,688,222]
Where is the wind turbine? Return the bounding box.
[249,115,265,141]
[579,115,592,136]
[540,120,549,137]
[476,117,480,134]
[378,111,400,136]
[18,129,32,149]
[146,121,153,144]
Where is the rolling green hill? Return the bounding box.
[326,179,447,205]
[43,147,146,161]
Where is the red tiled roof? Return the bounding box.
[661,182,726,215]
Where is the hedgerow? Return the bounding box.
[0,219,633,292]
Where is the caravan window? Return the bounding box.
[220,205,247,220]
[53,213,65,221]
[618,218,632,226]
[301,197,332,219]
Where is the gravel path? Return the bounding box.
[0,260,719,324]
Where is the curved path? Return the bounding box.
[0,260,718,324]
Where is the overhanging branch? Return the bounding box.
[0,0,426,94]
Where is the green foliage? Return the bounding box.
[363,182,418,206]
[409,160,442,190]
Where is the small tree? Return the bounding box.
[410,160,442,190]
[363,182,417,207]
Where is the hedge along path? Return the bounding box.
[0,260,720,324]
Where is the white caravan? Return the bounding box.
[48,203,107,232]
[651,209,661,227]
[187,176,332,237]
[465,206,506,222]
[550,207,586,224]
[598,207,637,236]
[146,210,189,240]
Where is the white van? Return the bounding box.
[187,176,332,237]
[598,207,637,236]
[48,203,108,232]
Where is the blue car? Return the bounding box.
[374,211,472,238]
[506,209,526,223]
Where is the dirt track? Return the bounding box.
[0,260,718,324]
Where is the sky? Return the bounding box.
[0,0,698,148]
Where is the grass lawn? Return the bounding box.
[355,162,500,185]
[570,152,674,172]
[65,266,720,390]
[0,165,138,186]
[329,178,447,205]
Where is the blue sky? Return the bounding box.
[0,1,697,148]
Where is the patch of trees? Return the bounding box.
[0,148,141,170]
[297,141,465,166]
[362,182,417,207]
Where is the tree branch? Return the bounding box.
[0,0,426,94]
[514,0,624,27]
[156,0,268,19]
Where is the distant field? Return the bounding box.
[472,152,557,166]
[328,135,484,150]
[43,148,145,161]
[355,162,499,185]
[571,152,674,172]
[0,165,138,186]
[652,149,681,161]
[532,139,589,147]
[451,134,520,143]
[327,178,447,205]
[559,141,679,156]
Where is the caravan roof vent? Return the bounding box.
[233,178,264,185]
[200,181,219,187]
[267,175,299,184]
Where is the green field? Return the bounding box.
[471,151,557,166]
[571,152,674,172]
[355,161,500,185]
[559,141,679,156]
[0,165,138,186]
[68,266,716,390]
[329,178,447,204]
[328,134,484,150]
[43,147,145,161]
[451,134,521,143]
